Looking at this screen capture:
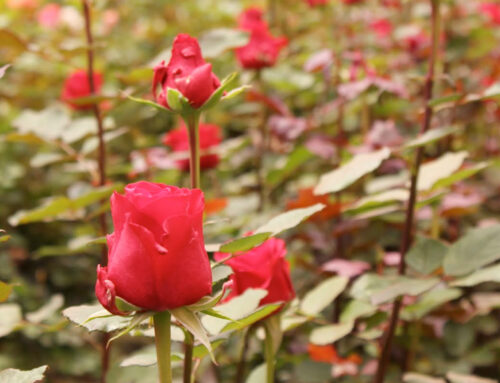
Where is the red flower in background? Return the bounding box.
[342,0,364,4]
[95,182,212,315]
[369,18,392,39]
[163,122,221,171]
[61,69,103,111]
[153,34,220,109]
[37,3,61,29]
[235,8,287,69]
[480,2,500,25]
[305,0,329,7]
[215,237,295,307]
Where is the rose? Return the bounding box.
[61,69,103,110]
[95,182,212,314]
[153,34,220,109]
[214,237,295,307]
[235,8,287,70]
[163,122,221,171]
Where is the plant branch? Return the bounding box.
[82,3,110,383]
[372,1,441,382]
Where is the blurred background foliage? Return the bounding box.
[1,0,500,382]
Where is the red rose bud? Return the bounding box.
[235,8,287,69]
[61,69,103,110]
[153,34,221,109]
[163,122,221,171]
[95,182,212,314]
[214,237,295,307]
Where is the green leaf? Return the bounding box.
[371,277,440,305]
[221,85,251,101]
[127,95,173,114]
[8,184,122,226]
[401,288,462,320]
[346,189,408,215]
[339,300,377,323]
[314,148,391,195]
[0,229,10,243]
[406,237,448,274]
[185,289,226,312]
[211,265,233,283]
[63,303,131,332]
[432,161,490,190]
[446,372,497,383]
[417,151,468,191]
[255,203,325,237]
[0,304,22,337]
[108,312,152,345]
[0,281,13,303]
[120,340,225,367]
[221,304,281,334]
[309,321,354,345]
[300,276,348,316]
[199,28,249,58]
[405,126,460,149]
[443,225,500,276]
[201,288,268,334]
[0,365,48,383]
[403,372,446,383]
[218,233,271,254]
[450,263,500,287]
[170,307,215,362]
[26,294,64,324]
[12,105,71,142]
[350,274,394,301]
[428,94,463,108]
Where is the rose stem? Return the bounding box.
[183,332,194,383]
[235,326,253,383]
[182,111,202,382]
[263,323,275,383]
[82,2,110,382]
[186,113,201,190]
[154,311,173,383]
[372,1,441,382]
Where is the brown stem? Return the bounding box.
[183,332,194,383]
[372,1,441,382]
[82,0,108,264]
[82,2,110,382]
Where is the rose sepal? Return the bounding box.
[127,94,175,114]
[198,72,240,112]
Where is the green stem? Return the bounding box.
[154,311,172,383]
[186,113,201,189]
[183,331,194,383]
[264,324,275,383]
